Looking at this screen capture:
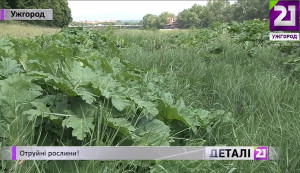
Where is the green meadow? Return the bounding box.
[0,21,300,172]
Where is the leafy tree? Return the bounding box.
[142,12,175,29]
[157,12,175,29]
[5,0,16,8]
[0,0,9,8]
[177,8,200,28]
[176,0,269,28]
[177,1,231,28]
[142,14,159,29]
[202,0,231,27]
[49,0,72,27]
[232,0,269,21]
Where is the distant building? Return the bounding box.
[81,20,102,24]
[107,20,117,23]
[165,18,179,29]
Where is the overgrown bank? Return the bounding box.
[113,20,300,172]
[0,27,231,172]
[0,20,300,172]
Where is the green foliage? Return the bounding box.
[143,14,160,29]
[62,116,95,140]
[233,0,269,21]
[114,21,300,172]
[177,1,233,28]
[144,0,269,29]
[177,8,200,28]
[283,57,300,76]
[0,0,9,8]
[1,19,300,172]
[226,20,269,43]
[142,12,175,29]
[0,28,230,145]
[0,58,23,77]
[157,12,175,28]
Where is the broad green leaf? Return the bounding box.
[160,92,174,105]
[115,71,143,84]
[130,95,159,116]
[91,75,118,99]
[65,97,97,118]
[0,39,14,52]
[47,96,96,122]
[111,95,134,112]
[44,75,77,96]
[62,116,94,140]
[0,74,42,105]
[157,99,200,133]
[0,58,23,77]
[23,101,58,121]
[0,75,43,133]
[100,58,114,73]
[107,117,136,138]
[64,62,96,87]
[140,100,159,116]
[75,88,96,104]
[135,119,172,146]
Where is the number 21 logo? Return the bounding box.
[270,0,299,31]
[254,147,268,160]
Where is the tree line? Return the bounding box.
[142,0,268,29]
[0,0,72,27]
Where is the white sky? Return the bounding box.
[68,1,208,21]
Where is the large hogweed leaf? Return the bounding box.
[62,116,95,140]
[0,39,14,53]
[61,97,97,140]
[0,74,43,135]
[135,118,172,146]
[156,92,202,133]
[157,99,199,133]
[111,95,134,112]
[107,117,136,139]
[23,101,54,121]
[0,74,42,106]
[0,58,23,77]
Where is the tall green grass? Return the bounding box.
[1,102,151,173]
[114,29,300,172]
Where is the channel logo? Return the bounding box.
[270,0,299,31]
[254,147,268,160]
[205,146,269,160]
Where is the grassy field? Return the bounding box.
[0,22,59,38]
[112,28,300,172]
[0,22,299,172]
